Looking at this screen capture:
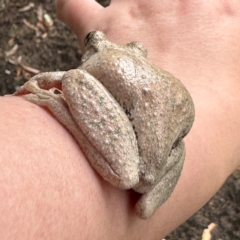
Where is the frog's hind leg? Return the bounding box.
[135,141,185,219]
[61,69,140,189]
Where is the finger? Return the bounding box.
[55,0,103,40]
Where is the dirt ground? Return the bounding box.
[0,1,239,239]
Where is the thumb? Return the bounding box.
[55,0,103,44]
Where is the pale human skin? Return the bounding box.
[1,0,240,239]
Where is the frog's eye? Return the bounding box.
[84,31,95,46]
[84,31,107,47]
[126,42,147,58]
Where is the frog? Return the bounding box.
[14,31,195,219]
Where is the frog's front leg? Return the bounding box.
[135,141,185,219]
[14,71,66,96]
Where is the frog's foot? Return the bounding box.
[135,141,185,219]
[13,71,66,96]
[21,82,78,134]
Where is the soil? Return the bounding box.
[0,1,239,239]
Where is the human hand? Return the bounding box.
[56,0,240,85]
[55,0,240,238]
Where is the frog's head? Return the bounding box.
[81,31,148,63]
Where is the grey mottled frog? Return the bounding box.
[14,31,195,219]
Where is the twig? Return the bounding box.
[201,223,217,240]
[19,3,35,12]
[5,44,19,57]
[8,56,40,74]
[22,19,39,33]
